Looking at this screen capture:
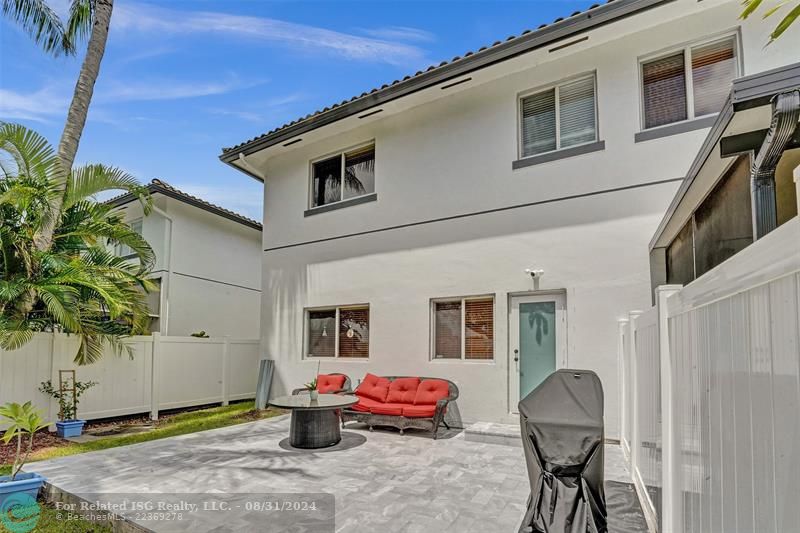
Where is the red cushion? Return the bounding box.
[386,377,421,404]
[351,397,382,413]
[369,403,405,416]
[413,379,450,405]
[355,373,390,402]
[402,404,437,418]
[317,374,346,394]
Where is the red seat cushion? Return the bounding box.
[386,377,421,404]
[317,374,346,394]
[414,379,450,405]
[369,403,405,416]
[402,404,437,418]
[351,396,383,413]
[355,373,391,403]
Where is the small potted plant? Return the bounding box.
[39,374,97,438]
[0,402,48,507]
[304,378,319,401]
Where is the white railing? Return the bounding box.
[621,215,800,533]
[0,333,261,426]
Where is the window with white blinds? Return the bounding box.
[520,75,596,158]
[641,35,738,130]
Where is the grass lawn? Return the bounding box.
[1,401,283,476]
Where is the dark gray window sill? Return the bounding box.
[634,115,717,143]
[304,192,377,217]
[512,140,605,170]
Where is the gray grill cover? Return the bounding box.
[518,369,606,533]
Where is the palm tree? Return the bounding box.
[3,0,114,252]
[1,122,154,364]
[741,0,799,43]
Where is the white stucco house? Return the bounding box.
[219,0,798,437]
[108,180,262,339]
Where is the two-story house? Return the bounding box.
[108,180,262,339]
[219,0,797,436]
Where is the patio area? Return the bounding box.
[31,414,648,532]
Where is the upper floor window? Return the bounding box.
[115,218,142,257]
[519,74,597,158]
[310,143,375,209]
[641,35,739,130]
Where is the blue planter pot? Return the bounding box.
[0,472,46,509]
[56,419,86,438]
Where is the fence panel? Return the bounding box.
[0,333,261,424]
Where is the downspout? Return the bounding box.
[238,153,267,181]
[750,90,800,239]
[151,205,173,336]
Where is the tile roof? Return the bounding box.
[106,179,262,230]
[220,0,671,162]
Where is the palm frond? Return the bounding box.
[65,165,151,213]
[1,0,73,56]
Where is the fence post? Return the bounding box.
[656,285,682,533]
[221,336,230,406]
[618,318,630,452]
[150,332,161,421]
[627,310,642,478]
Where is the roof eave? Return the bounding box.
[219,0,675,166]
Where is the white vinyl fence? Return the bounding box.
[620,216,800,533]
[0,333,261,426]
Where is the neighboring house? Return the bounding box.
[108,179,262,339]
[219,0,797,435]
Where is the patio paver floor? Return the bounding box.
[31,414,646,532]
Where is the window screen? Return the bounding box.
[559,77,597,149]
[691,38,736,117]
[307,309,336,357]
[521,89,557,157]
[434,301,462,359]
[464,298,494,360]
[311,156,342,208]
[642,52,687,129]
[338,307,370,358]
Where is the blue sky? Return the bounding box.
[1,0,597,220]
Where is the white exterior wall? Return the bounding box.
[119,196,262,338]
[253,0,798,436]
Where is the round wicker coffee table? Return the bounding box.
[269,394,358,449]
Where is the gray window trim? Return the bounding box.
[634,115,717,143]
[304,192,378,217]
[512,140,605,170]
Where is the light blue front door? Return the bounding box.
[512,294,565,402]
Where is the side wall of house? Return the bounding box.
[256,1,797,436]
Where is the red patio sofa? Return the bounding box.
[341,373,459,439]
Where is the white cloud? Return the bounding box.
[206,92,306,123]
[97,76,264,102]
[0,86,68,122]
[113,3,429,66]
[360,26,435,43]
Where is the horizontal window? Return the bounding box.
[310,144,375,209]
[641,35,738,130]
[520,75,597,159]
[432,296,494,361]
[306,305,369,358]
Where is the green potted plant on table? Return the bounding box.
[304,378,319,401]
[39,375,97,438]
[0,402,49,507]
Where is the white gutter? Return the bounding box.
[151,205,173,336]
[237,153,267,181]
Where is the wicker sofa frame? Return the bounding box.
[291,373,352,396]
[341,376,459,439]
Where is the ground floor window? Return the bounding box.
[431,296,494,360]
[306,305,369,358]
